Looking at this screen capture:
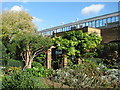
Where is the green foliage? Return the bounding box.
[1,10,53,68]
[54,30,102,58]
[2,71,47,89]
[1,10,36,41]
[35,54,46,65]
[0,41,10,64]
[3,67,22,75]
[31,61,43,68]
[97,43,119,59]
[0,69,4,89]
[83,58,103,65]
[70,59,99,77]
[27,61,44,77]
[12,31,53,68]
[50,59,119,88]
[9,30,52,69]
[68,59,74,66]
[97,63,108,73]
[31,61,54,77]
[101,58,120,69]
[26,66,53,77]
[1,10,37,59]
[9,31,52,60]
[96,43,120,69]
[12,31,52,53]
[2,59,24,67]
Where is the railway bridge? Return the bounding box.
[40,11,120,43]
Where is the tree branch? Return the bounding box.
[33,49,44,58]
[21,52,26,63]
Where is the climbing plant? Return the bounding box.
[53,30,102,60]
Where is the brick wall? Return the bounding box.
[54,26,120,44]
[101,26,120,43]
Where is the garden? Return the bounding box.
[0,10,120,89]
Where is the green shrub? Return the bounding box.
[96,43,120,69]
[26,67,45,77]
[2,71,48,89]
[50,60,119,88]
[26,67,54,77]
[31,61,43,68]
[2,59,24,67]
[36,54,45,62]
[0,68,4,89]
[31,61,54,77]
[3,67,22,75]
[84,58,103,65]
[97,43,119,59]
[75,59,100,77]
[35,54,46,66]
[101,58,120,69]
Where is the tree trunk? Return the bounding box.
[23,47,32,70]
[23,59,33,70]
[26,59,32,68]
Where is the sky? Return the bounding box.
[2,1,119,31]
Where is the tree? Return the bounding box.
[1,10,53,69]
[1,10,36,59]
[53,30,102,63]
[11,31,53,69]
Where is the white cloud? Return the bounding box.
[12,0,30,3]
[32,17,43,23]
[11,6,23,11]
[81,4,105,15]
[32,17,44,29]
[21,0,30,3]
[10,5,28,12]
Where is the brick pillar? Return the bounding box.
[77,58,82,64]
[47,49,52,69]
[63,55,67,68]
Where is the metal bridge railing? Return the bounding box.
[40,11,120,36]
